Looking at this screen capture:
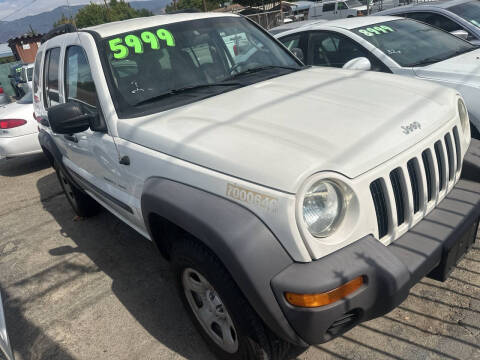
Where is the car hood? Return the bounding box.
[413,49,480,87]
[118,67,456,193]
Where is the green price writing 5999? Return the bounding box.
[109,28,175,59]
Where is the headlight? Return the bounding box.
[302,179,346,238]
[458,98,469,134]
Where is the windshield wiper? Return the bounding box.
[226,65,301,80]
[410,56,447,67]
[133,82,242,107]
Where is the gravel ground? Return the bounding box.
[0,154,479,360]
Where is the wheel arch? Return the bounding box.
[141,177,304,346]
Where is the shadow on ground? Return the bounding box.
[0,154,50,177]
[26,171,218,359]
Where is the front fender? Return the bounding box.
[140,177,304,345]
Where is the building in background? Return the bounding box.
[7,33,43,64]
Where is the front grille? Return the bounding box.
[370,179,389,238]
[407,159,420,213]
[422,150,433,202]
[434,141,445,191]
[370,127,461,240]
[389,168,405,226]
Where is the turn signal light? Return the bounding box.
[0,86,4,94]
[0,119,27,129]
[285,276,364,308]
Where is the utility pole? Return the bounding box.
[202,0,207,12]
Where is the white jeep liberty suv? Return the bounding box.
[33,14,480,360]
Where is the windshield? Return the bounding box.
[353,19,475,67]
[449,1,480,28]
[102,16,301,117]
[17,90,32,104]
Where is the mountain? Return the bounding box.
[0,0,171,43]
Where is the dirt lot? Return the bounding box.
[0,154,479,360]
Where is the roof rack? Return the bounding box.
[41,24,77,43]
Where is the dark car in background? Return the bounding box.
[377,0,480,45]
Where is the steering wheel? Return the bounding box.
[229,61,247,75]
[229,61,264,76]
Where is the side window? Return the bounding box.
[337,2,348,10]
[33,51,42,94]
[27,67,34,81]
[65,46,98,110]
[323,3,335,12]
[406,12,463,32]
[43,47,61,109]
[279,33,302,50]
[307,31,390,72]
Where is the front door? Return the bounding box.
[60,44,138,226]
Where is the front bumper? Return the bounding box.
[271,139,480,345]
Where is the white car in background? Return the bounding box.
[18,63,34,93]
[275,16,480,137]
[0,90,41,159]
[308,0,368,20]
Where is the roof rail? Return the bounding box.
[41,24,77,43]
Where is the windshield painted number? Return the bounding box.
[109,38,129,59]
[125,35,144,55]
[141,31,160,50]
[157,29,175,47]
[359,25,395,37]
[109,29,175,59]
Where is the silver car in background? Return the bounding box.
[377,0,480,45]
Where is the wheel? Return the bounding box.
[171,238,297,360]
[55,162,101,217]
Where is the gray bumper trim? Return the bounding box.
[271,139,480,345]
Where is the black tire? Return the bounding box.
[471,123,480,140]
[171,237,301,360]
[54,162,101,217]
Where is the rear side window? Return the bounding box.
[43,47,61,108]
[323,3,335,12]
[406,12,463,32]
[33,51,42,94]
[65,46,98,109]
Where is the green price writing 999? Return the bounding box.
[108,28,175,59]
[358,25,395,37]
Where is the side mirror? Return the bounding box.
[48,102,93,134]
[450,30,469,40]
[343,57,371,71]
[291,47,305,62]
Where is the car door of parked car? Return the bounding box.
[58,44,139,226]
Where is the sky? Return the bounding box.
[0,0,148,22]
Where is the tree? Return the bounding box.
[165,0,219,13]
[53,13,75,28]
[74,0,153,29]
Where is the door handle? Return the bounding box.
[64,134,78,143]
